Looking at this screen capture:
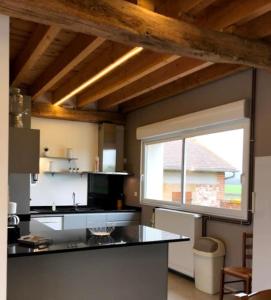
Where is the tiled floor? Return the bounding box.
[168,272,235,300]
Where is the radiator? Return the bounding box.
[155,208,202,277]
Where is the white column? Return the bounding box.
[0,14,9,300]
[253,156,271,291]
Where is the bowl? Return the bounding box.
[88,226,115,237]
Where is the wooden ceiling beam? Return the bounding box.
[120,64,247,113]
[31,102,125,124]
[92,0,271,110]
[75,0,271,109]
[96,58,212,110]
[11,24,60,87]
[52,42,131,104]
[197,0,271,30]
[1,0,271,69]
[77,51,178,107]
[30,35,105,100]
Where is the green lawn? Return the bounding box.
[225,184,242,194]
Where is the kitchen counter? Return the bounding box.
[30,205,140,215]
[8,221,190,300]
[8,220,188,257]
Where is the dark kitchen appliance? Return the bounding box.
[87,173,125,209]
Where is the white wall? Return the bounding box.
[30,117,98,206]
[0,14,9,300]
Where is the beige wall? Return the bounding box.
[124,69,256,266]
[0,15,9,300]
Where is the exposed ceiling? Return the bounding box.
[6,0,271,123]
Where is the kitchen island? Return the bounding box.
[8,220,189,300]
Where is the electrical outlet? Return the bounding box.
[134,191,138,197]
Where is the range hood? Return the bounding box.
[98,123,126,174]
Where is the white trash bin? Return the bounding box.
[193,237,225,294]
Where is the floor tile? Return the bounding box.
[168,272,235,300]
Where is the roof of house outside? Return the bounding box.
[163,140,237,172]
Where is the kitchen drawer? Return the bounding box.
[63,214,87,230]
[106,212,140,222]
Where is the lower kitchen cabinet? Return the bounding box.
[32,216,63,230]
[106,220,139,227]
[33,212,140,230]
[63,214,87,230]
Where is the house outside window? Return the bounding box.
[139,101,250,220]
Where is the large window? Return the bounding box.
[140,106,250,220]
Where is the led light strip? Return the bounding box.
[54,46,144,106]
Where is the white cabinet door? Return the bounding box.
[34,217,63,230]
[106,220,139,227]
[106,212,140,222]
[63,214,87,230]
[86,213,107,228]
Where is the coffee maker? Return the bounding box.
[8,202,20,243]
[8,202,20,226]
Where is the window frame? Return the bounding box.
[140,119,250,220]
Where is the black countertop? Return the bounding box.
[30,206,141,215]
[8,220,189,258]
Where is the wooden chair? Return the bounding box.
[235,290,271,299]
[219,232,253,300]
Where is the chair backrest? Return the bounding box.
[242,232,253,267]
[235,290,271,299]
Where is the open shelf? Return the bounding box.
[43,171,132,176]
[40,156,78,161]
[44,171,86,176]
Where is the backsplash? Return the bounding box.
[30,117,98,206]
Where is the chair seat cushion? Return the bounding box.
[224,267,252,279]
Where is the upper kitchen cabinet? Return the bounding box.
[9,127,40,174]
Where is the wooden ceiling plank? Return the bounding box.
[31,102,125,124]
[77,51,178,107]
[155,0,217,18]
[198,0,271,30]
[96,58,213,110]
[11,24,60,87]
[188,0,218,16]
[120,64,247,113]
[1,0,271,69]
[137,0,155,10]
[52,42,132,104]
[232,11,271,39]
[30,35,105,100]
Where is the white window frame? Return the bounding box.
[140,119,250,220]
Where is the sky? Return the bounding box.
[190,129,243,170]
